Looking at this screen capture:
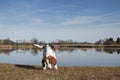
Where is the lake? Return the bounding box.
[0,48,120,66]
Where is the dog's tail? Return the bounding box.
[33,44,43,48]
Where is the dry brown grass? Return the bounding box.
[0,64,120,80]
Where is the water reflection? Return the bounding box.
[0,47,120,66]
[56,47,76,53]
[0,48,42,56]
[0,47,120,55]
[95,48,120,54]
[0,49,15,55]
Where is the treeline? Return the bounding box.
[0,38,45,45]
[0,37,120,45]
[95,37,120,45]
[51,40,80,44]
[0,38,80,45]
[0,38,14,45]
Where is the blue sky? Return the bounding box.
[0,0,120,42]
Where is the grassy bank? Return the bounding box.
[0,64,120,80]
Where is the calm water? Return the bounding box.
[0,48,120,66]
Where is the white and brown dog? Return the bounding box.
[33,44,58,70]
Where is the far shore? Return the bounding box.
[0,63,120,80]
[0,44,120,50]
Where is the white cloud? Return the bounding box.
[58,16,101,26]
[55,13,120,28]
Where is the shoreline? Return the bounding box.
[0,44,120,49]
[0,63,120,80]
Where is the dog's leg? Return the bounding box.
[42,58,47,70]
[43,62,47,70]
[48,63,52,69]
[46,59,52,69]
[54,64,58,69]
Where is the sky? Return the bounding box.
[0,0,120,42]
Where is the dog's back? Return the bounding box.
[42,56,57,67]
[42,44,58,70]
[33,44,58,70]
[43,44,56,59]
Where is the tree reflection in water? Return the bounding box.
[0,47,120,56]
[95,48,120,54]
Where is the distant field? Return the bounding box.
[0,64,120,80]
